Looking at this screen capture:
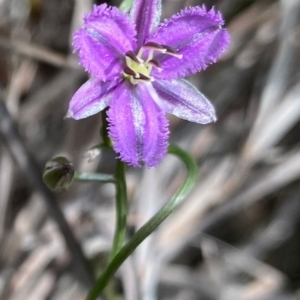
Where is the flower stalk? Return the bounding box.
[87,144,198,300]
[110,159,128,261]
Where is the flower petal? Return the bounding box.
[152,79,216,124]
[130,0,161,48]
[73,4,136,81]
[107,82,169,167]
[67,77,118,120]
[147,6,230,80]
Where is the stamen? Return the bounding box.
[146,49,154,62]
[143,42,167,53]
[166,52,183,59]
[129,74,152,84]
[124,42,177,84]
[138,73,152,81]
[137,48,143,58]
[130,76,137,85]
[148,59,162,71]
[161,45,183,59]
[123,66,139,78]
[125,51,143,64]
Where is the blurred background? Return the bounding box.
[1,0,300,299]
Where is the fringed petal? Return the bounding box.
[147,6,230,80]
[67,78,118,120]
[107,82,169,167]
[152,79,216,124]
[140,83,169,166]
[73,4,137,81]
[130,0,161,48]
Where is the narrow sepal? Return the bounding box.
[107,82,169,167]
[73,4,137,81]
[147,6,230,80]
[153,79,217,124]
[130,0,161,48]
[67,77,118,120]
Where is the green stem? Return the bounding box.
[110,159,127,260]
[74,172,115,183]
[87,145,198,300]
[101,109,111,148]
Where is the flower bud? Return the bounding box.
[43,157,75,192]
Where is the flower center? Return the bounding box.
[123,42,182,85]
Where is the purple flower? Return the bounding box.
[67,1,229,167]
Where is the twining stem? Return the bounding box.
[87,144,198,300]
[74,172,115,183]
[110,159,127,260]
